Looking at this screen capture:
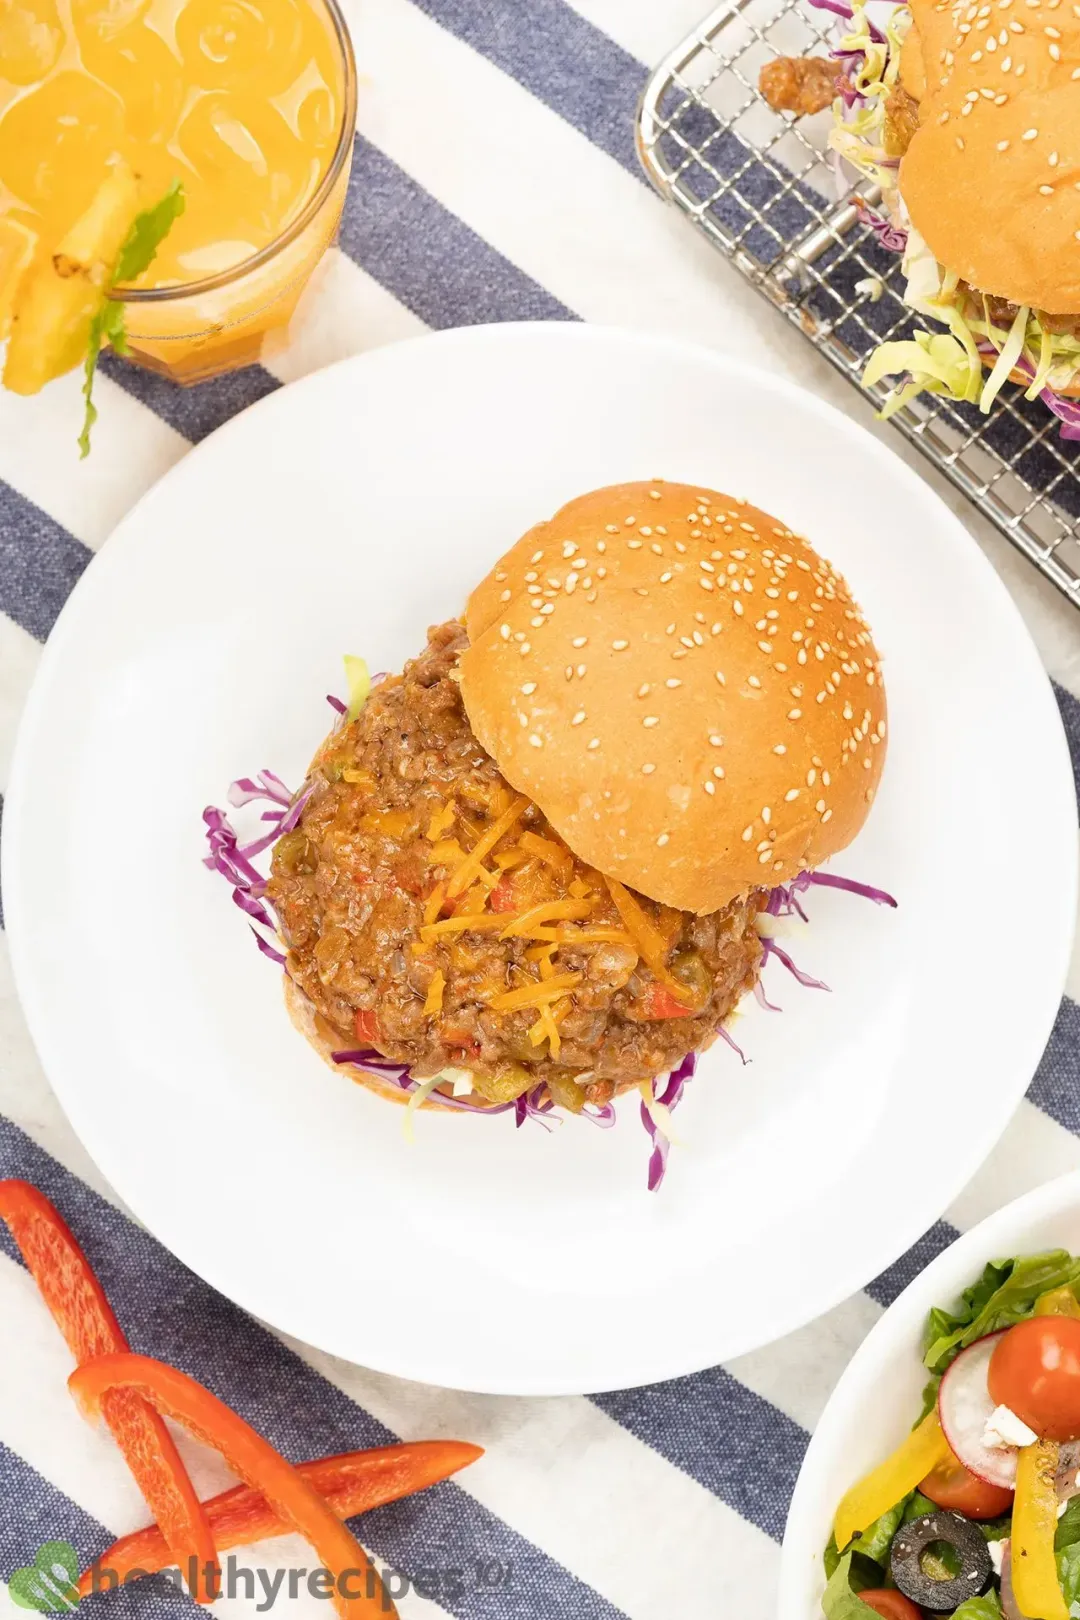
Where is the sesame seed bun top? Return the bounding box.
[898,0,1080,314]
[458,482,887,916]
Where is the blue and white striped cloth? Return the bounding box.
[2,2,1080,1616]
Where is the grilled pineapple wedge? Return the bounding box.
[4,160,140,395]
[0,220,37,345]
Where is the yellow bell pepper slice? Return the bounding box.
[1013,1437,1068,1620]
[1005,1290,1079,1620]
[1036,1286,1080,1320]
[834,1409,952,1551]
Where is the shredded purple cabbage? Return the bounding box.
[641,1053,697,1192]
[205,720,897,1190]
[855,201,908,255]
[1005,355,1080,441]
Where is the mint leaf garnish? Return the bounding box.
[79,180,185,459]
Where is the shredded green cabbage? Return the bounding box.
[343,654,371,722]
[403,1074,442,1143]
[829,0,909,190]
[862,229,1080,420]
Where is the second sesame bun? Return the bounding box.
[459,482,887,916]
[898,0,1080,314]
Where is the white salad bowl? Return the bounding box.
[779,1171,1080,1619]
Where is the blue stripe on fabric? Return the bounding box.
[99,353,280,446]
[1028,996,1080,1133]
[0,1440,193,1619]
[1054,681,1080,811]
[0,484,92,644]
[341,137,574,327]
[593,1367,807,1541]
[0,1116,626,1620]
[403,0,647,176]
[864,1220,960,1310]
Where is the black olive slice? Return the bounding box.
[890,1510,992,1610]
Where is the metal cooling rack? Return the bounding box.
[636,1,1080,608]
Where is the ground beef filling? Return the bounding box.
[758,55,839,116]
[269,622,765,1109]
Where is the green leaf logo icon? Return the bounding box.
[8,1542,80,1612]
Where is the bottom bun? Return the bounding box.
[283,976,503,1113]
[284,976,416,1109]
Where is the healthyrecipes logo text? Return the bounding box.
[8,1543,512,1612]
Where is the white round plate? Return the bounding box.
[4,324,1076,1395]
[779,1170,1080,1620]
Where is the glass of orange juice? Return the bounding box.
[0,0,357,385]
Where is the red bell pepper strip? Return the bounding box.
[0,1182,218,1602]
[79,1439,483,1595]
[70,1354,399,1620]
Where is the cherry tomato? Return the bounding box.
[353,1008,379,1044]
[988,1316,1080,1441]
[919,1451,1014,1518]
[857,1590,922,1620]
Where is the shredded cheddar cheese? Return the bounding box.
[499,898,592,939]
[524,924,635,945]
[493,847,530,871]
[423,970,446,1015]
[458,882,491,915]
[446,796,529,897]
[604,877,692,1004]
[427,801,456,840]
[431,838,466,867]
[519,831,573,874]
[489,972,582,1012]
[423,882,447,926]
[419,914,509,943]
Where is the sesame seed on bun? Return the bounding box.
[458,482,887,917]
[898,0,1080,315]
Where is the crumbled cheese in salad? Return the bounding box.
[983,1404,1039,1450]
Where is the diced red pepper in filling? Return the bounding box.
[354,1009,379,1044]
[639,984,696,1021]
[488,878,517,914]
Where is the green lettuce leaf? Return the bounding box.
[79,180,185,459]
[855,1495,912,1564]
[923,1252,1080,1373]
[950,1594,1002,1620]
[916,1374,942,1424]
[1057,1497,1080,1553]
[821,1552,889,1620]
[1059,1539,1080,1615]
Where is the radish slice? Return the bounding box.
[938,1331,1018,1489]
